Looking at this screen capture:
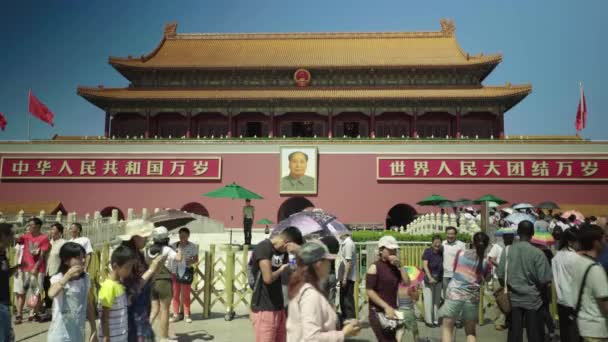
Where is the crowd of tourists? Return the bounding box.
[0,218,198,342]
[0,209,607,342]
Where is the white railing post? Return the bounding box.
[85,213,91,224]
[39,210,46,221]
[111,209,119,223]
[127,208,134,221]
[141,208,148,221]
[55,211,63,223]
[17,210,24,225]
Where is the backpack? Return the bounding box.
[247,250,260,290]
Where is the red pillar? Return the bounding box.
[455,112,461,138]
[104,112,110,137]
[499,112,505,139]
[227,111,233,138]
[186,112,192,138]
[328,112,333,138]
[144,111,151,138]
[370,111,376,138]
[269,113,275,137]
[411,113,418,138]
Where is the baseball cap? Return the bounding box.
[152,226,169,240]
[378,235,399,249]
[298,241,336,265]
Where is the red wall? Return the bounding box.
[1,153,606,227]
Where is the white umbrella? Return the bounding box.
[513,203,534,210]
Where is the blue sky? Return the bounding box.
[0,0,606,140]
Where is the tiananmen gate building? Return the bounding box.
[1,19,607,228]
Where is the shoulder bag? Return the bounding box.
[493,246,511,314]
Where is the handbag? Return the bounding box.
[25,273,40,309]
[176,266,194,284]
[493,246,511,314]
[372,307,402,332]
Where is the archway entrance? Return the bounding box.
[277,197,315,222]
[100,206,125,221]
[181,202,210,217]
[385,204,417,230]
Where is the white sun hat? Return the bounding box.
[378,235,399,249]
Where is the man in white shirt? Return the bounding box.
[338,233,357,321]
[69,223,94,270]
[441,226,466,298]
[569,224,608,341]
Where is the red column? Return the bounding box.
[186,112,192,138]
[411,113,418,138]
[328,112,333,138]
[455,112,461,138]
[144,111,151,138]
[104,112,110,137]
[227,112,233,138]
[269,113,275,137]
[499,112,505,139]
[370,111,376,138]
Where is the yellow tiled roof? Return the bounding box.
[0,202,66,215]
[78,85,531,101]
[109,24,501,69]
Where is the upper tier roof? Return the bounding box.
[109,19,502,70]
[77,85,531,110]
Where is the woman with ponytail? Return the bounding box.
[439,232,492,342]
[286,241,361,341]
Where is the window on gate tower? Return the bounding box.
[291,121,314,137]
[344,122,360,137]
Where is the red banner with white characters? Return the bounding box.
[377,157,608,181]
[0,157,222,180]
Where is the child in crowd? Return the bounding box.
[47,242,97,342]
[98,245,138,342]
[396,283,420,342]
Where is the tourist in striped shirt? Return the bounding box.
[98,245,135,342]
[98,244,165,342]
[439,232,492,342]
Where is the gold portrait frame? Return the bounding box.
[279,146,318,195]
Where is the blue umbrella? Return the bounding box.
[495,227,517,236]
[271,209,350,238]
[505,213,536,225]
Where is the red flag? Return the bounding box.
[0,112,6,131]
[28,90,54,126]
[575,84,587,131]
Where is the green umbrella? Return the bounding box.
[203,182,263,200]
[438,200,455,208]
[473,194,508,205]
[203,182,263,245]
[257,218,274,235]
[417,194,450,206]
[454,198,473,207]
[256,218,273,225]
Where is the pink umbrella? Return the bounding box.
[561,210,584,221]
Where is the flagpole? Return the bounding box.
[576,81,583,137]
[27,89,31,141]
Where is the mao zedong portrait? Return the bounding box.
[280,151,316,192]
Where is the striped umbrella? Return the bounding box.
[400,266,424,287]
[531,230,555,246]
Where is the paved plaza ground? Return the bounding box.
[13,303,509,341]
